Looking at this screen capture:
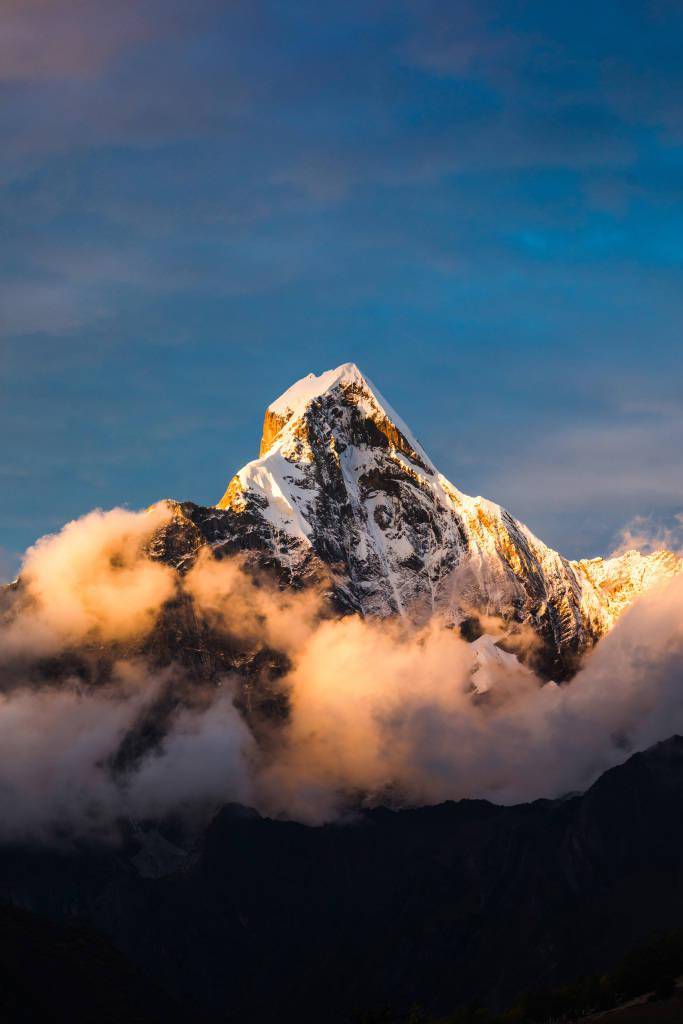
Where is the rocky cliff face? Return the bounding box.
[161,362,679,679]
[3,362,678,688]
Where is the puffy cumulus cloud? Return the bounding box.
[1,504,176,658]
[257,616,481,820]
[127,688,255,816]
[259,571,683,821]
[0,505,316,841]
[185,548,321,655]
[500,570,683,800]
[0,502,682,840]
[0,661,254,843]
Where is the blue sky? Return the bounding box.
[2,0,682,578]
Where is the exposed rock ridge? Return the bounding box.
[205,363,681,678]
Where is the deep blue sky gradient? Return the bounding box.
[2,0,682,577]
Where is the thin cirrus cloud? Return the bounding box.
[0,0,251,171]
[486,414,683,557]
[0,0,681,562]
[0,0,154,81]
[1,0,661,181]
[0,0,235,82]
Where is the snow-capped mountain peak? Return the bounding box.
[209,363,682,678]
[257,361,433,468]
[268,362,367,420]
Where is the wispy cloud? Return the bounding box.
[609,513,683,558]
[0,0,156,82]
[481,409,683,557]
[1,0,682,558]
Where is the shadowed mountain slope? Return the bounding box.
[2,737,683,1022]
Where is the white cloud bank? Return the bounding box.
[0,505,681,840]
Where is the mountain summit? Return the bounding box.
[255,362,430,462]
[176,362,680,678]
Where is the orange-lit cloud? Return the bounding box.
[185,547,321,655]
[0,505,682,840]
[2,504,176,658]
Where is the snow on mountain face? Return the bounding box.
[205,363,680,678]
[470,635,535,694]
[575,548,682,627]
